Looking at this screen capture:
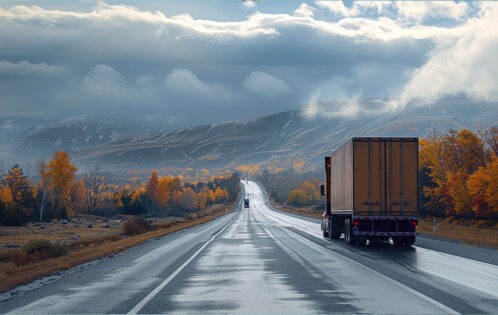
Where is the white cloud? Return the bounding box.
[315,1,353,17]
[396,4,498,110]
[316,1,469,24]
[164,68,214,96]
[242,1,257,9]
[303,90,363,119]
[0,2,496,122]
[294,3,315,18]
[243,71,290,98]
[395,1,469,23]
[315,1,392,18]
[83,64,127,91]
[0,60,63,76]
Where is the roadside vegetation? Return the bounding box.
[256,127,498,247]
[418,217,498,248]
[0,203,234,292]
[419,127,497,219]
[0,151,241,292]
[0,151,239,225]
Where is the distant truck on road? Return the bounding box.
[244,198,250,208]
[321,137,418,246]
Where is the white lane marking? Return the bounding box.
[127,214,237,315]
[244,181,460,315]
[249,181,498,301]
[259,210,461,315]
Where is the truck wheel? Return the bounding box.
[344,218,351,244]
[345,218,362,245]
[392,236,415,247]
[322,221,329,237]
[330,218,342,239]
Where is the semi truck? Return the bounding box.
[321,137,419,247]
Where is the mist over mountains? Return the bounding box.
[1,100,496,175]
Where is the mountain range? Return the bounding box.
[1,100,496,175]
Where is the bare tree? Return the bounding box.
[83,167,109,213]
[38,161,51,221]
[484,126,498,156]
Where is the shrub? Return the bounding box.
[5,239,67,266]
[71,235,122,249]
[7,250,31,266]
[122,218,154,236]
[22,239,67,258]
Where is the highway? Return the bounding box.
[1,180,497,314]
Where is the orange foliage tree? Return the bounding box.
[420,128,497,218]
[0,165,35,225]
[44,151,78,218]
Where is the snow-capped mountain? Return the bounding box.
[1,100,496,174]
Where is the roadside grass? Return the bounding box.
[0,203,235,293]
[417,217,498,249]
[272,203,323,219]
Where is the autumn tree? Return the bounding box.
[467,155,498,217]
[144,170,160,216]
[71,179,87,214]
[0,165,35,225]
[420,128,497,218]
[45,151,78,219]
[83,167,109,213]
[287,180,320,206]
[180,188,198,211]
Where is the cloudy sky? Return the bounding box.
[0,1,497,124]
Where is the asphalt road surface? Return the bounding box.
[1,180,497,314]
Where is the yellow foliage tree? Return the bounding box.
[287,180,320,206]
[467,155,498,217]
[46,151,78,218]
[1,187,13,205]
[420,129,489,216]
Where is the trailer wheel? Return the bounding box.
[344,218,351,244]
[330,217,342,239]
[392,236,415,247]
[345,218,364,245]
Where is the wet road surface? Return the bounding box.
[1,180,497,314]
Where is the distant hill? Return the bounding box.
[1,100,496,174]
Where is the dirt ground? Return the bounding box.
[0,216,181,254]
[0,203,235,293]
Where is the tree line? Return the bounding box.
[257,127,497,218]
[257,169,323,206]
[0,151,240,226]
[420,127,497,218]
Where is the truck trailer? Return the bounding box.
[321,137,419,246]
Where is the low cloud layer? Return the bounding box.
[0,1,496,122]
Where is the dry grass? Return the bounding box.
[0,203,234,293]
[272,203,323,219]
[418,217,498,249]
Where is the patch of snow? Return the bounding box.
[110,131,120,141]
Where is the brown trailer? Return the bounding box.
[321,137,419,246]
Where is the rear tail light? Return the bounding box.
[353,219,360,226]
[411,220,418,227]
